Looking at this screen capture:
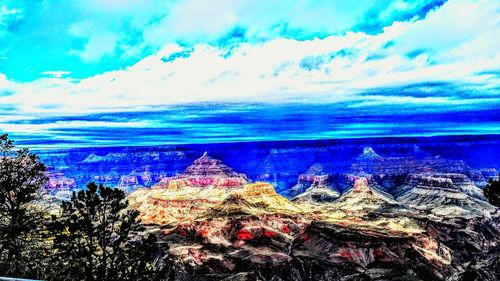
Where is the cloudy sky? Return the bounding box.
[0,0,499,148]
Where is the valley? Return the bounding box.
[36,135,500,280]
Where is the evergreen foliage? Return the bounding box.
[46,182,167,281]
[484,173,500,207]
[0,134,48,278]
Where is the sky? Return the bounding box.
[0,0,499,148]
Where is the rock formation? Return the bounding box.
[43,168,76,202]
[155,177,500,280]
[286,163,345,203]
[350,147,489,193]
[397,173,486,200]
[481,168,499,181]
[331,178,401,214]
[45,169,77,191]
[128,153,302,225]
[154,152,249,190]
[33,137,500,280]
[397,174,495,219]
[356,146,381,160]
[292,184,340,204]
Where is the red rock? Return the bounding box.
[281,225,291,234]
[264,230,276,238]
[236,229,254,240]
[373,247,385,258]
[199,229,209,238]
[154,152,249,190]
[338,249,353,259]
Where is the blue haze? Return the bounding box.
[4,102,499,149]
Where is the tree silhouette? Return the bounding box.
[47,182,168,281]
[0,134,48,278]
[484,173,500,207]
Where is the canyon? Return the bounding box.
[35,135,500,280]
[126,152,498,280]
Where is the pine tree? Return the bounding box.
[0,134,48,278]
[484,173,500,207]
[47,182,168,281]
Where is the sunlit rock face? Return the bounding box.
[309,179,421,237]
[129,186,228,225]
[158,183,309,280]
[286,179,499,280]
[129,153,248,225]
[397,175,495,219]
[129,181,300,225]
[135,163,311,279]
[330,178,404,215]
[128,153,301,225]
[157,177,500,280]
[154,152,249,190]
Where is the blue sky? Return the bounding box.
[0,0,499,148]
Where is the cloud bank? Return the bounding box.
[0,0,499,147]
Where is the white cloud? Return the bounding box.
[393,0,500,62]
[0,73,9,87]
[0,0,499,116]
[141,0,439,46]
[41,71,72,78]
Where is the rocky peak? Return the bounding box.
[184,152,243,178]
[292,184,340,203]
[353,177,370,192]
[154,153,249,189]
[410,144,431,157]
[285,163,342,199]
[333,177,400,213]
[411,144,421,153]
[356,146,381,160]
